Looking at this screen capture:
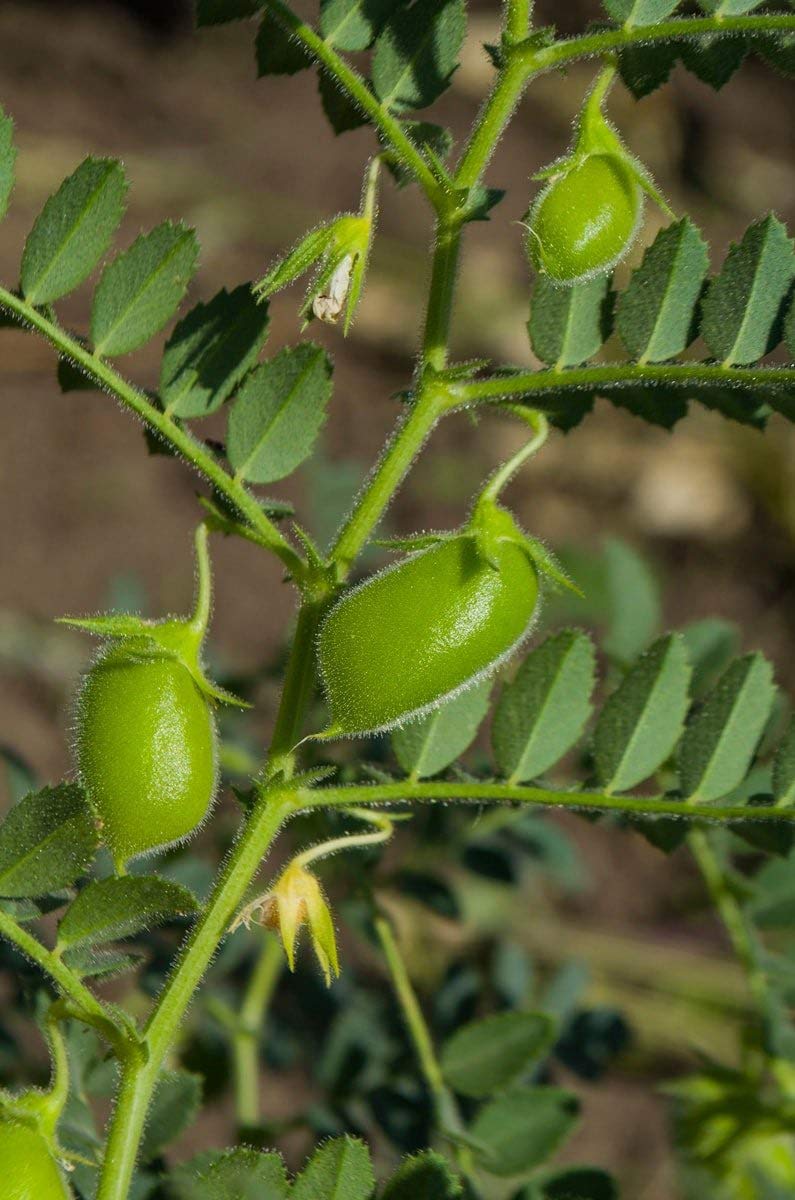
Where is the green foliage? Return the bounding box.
[161,286,271,418]
[616,219,708,363]
[0,785,97,898]
[528,275,613,369]
[440,1010,556,1097]
[372,0,466,112]
[171,1148,290,1199]
[0,107,16,223]
[291,1136,374,1200]
[492,630,595,782]
[391,679,491,778]
[256,11,313,76]
[700,215,795,365]
[21,158,127,306]
[380,1152,462,1199]
[604,0,680,22]
[773,718,795,806]
[226,344,332,483]
[91,221,199,357]
[470,1087,580,1178]
[140,1069,202,1161]
[320,0,400,52]
[594,635,691,793]
[679,654,776,803]
[55,875,197,951]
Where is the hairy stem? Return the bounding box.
[233,932,283,1128]
[267,598,330,776]
[263,0,447,208]
[0,907,114,1028]
[0,286,303,578]
[455,362,795,406]
[303,780,795,825]
[96,790,294,1200]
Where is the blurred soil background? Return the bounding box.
[0,1,794,1195]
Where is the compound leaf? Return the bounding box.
[679,653,776,803]
[291,1137,374,1200]
[701,216,795,365]
[603,0,680,24]
[607,384,689,429]
[698,0,766,13]
[91,221,199,357]
[319,0,400,51]
[227,343,332,483]
[617,218,708,362]
[392,679,491,779]
[773,717,795,807]
[170,1148,289,1200]
[57,875,197,951]
[492,630,595,783]
[21,157,127,305]
[0,784,98,898]
[256,10,313,75]
[441,1011,556,1098]
[680,618,741,698]
[140,1070,202,1162]
[0,106,16,222]
[594,634,692,793]
[372,0,466,112]
[381,1152,462,1200]
[471,1087,580,1179]
[680,33,748,88]
[161,285,270,418]
[618,41,679,97]
[529,275,612,368]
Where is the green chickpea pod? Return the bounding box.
[0,1119,70,1200]
[317,412,577,738]
[66,526,242,871]
[525,63,672,285]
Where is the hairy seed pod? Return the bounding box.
[76,643,217,869]
[0,1119,70,1200]
[318,535,539,736]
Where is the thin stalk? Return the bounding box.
[505,0,533,46]
[374,915,474,1175]
[233,932,283,1128]
[0,286,303,578]
[267,598,330,777]
[96,789,294,1200]
[421,220,462,373]
[455,52,531,190]
[189,523,212,639]
[0,908,113,1029]
[302,780,795,825]
[478,409,548,504]
[454,362,795,406]
[263,0,447,208]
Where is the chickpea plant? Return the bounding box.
[0,0,795,1197]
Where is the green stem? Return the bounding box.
[232,932,283,1128]
[421,221,462,373]
[96,789,295,1200]
[455,51,531,190]
[189,523,212,639]
[303,780,795,824]
[455,362,795,406]
[478,409,548,504]
[0,285,303,579]
[267,598,330,777]
[263,0,447,209]
[0,907,114,1029]
[505,0,533,46]
[374,914,473,1173]
[522,13,795,78]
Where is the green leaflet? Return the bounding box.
[679,653,776,803]
[679,32,748,88]
[0,784,98,898]
[392,679,491,779]
[318,69,371,134]
[226,343,332,483]
[56,875,198,951]
[381,121,454,188]
[91,221,199,357]
[170,1148,290,1199]
[607,384,688,428]
[492,630,595,783]
[440,1010,556,1098]
[701,215,795,365]
[140,1070,202,1163]
[0,106,16,222]
[160,286,271,418]
[372,0,466,112]
[773,718,795,806]
[256,10,312,75]
[20,157,127,306]
[319,0,401,52]
[680,618,741,698]
[594,634,692,793]
[381,1153,462,1200]
[603,0,681,25]
[698,0,767,13]
[617,219,709,363]
[528,274,613,369]
[471,1087,580,1178]
[536,1168,618,1199]
[291,1137,374,1200]
[602,537,661,665]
